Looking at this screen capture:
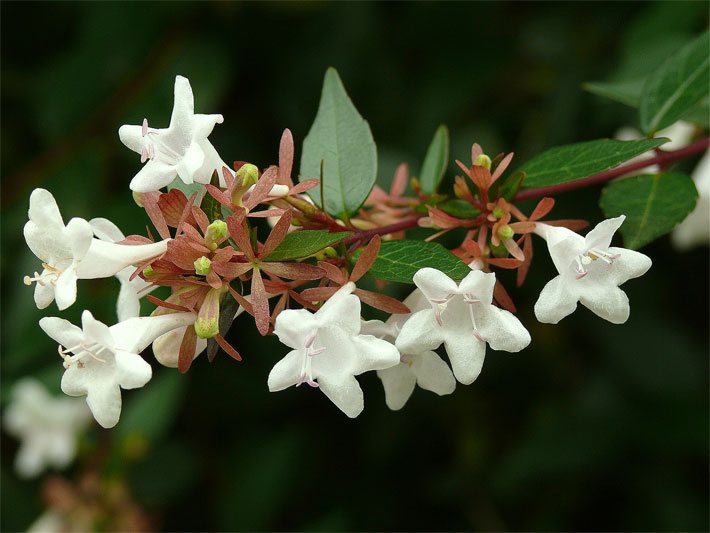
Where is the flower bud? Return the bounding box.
[204,219,228,251]
[498,224,514,241]
[194,256,212,276]
[236,163,259,188]
[323,246,338,258]
[474,154,492,170]
[195,288,221,339]
[143,265,156,277]
[492,206,505,219]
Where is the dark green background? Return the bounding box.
[2,2,708,531]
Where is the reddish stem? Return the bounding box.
[343,217,423,245]
[514,137,709,202]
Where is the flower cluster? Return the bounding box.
[18,74,663,437]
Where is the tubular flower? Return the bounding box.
[268,282,400,417]
[119,75,230,192]
[3,378,90,478]
[672,150,710,250]
[396,268,531,385]
[23,189,168,311]
[361,290,456,411]
[533,215,652,324]
[39,310,196,428]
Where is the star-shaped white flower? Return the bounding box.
[362,289,456,410]
[119,75,230,192]
[396,268,531,385]
[615,121,696,174]
[672,150,710,251]
[39,310,196,428]
[268,282,400,417]
[533,215,652,324]
[3,378,91,478]
[23,189,168,311]
[89,218,154,321]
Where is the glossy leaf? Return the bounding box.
[518,138,668,188]
[419,125,449,194]
[300,68,377,218]
[364,240,471,283]
[264,230,351,261]
[640,31,710,134]
[600,172,698,249]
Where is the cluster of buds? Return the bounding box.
[21,75,653,430]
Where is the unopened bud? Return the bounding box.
[474,154,492,170]
[269,184,290,198]
[143,265,155,277]
[492,206,505,219]
[498,224,514,241]
[236,163,259,188]
[194,256,212,276]
[195,288,220,339]
[323,246,338,258]
[204,219,228,250]
[132,191,144,207]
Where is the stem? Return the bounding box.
[514,137,709,202]
[343,217,422,245]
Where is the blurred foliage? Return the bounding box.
[1,2,708,531]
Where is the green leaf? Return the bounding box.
[583,79,644,107]
[600,172,698,249]
[366,240,470,284]
[419,125,449,194]
[640,31,710,134]
[496,170,526,201]
[436,199,480,219]
[518,138,668,189]
[206,290,241,362]
[200,172,223,222]
[264,230,351,261]
[300,68,377,218]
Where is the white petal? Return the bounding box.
[350,335,400,375]
[45,433,77,469]
[198,139,230,186]
[273,309,318,350]
[318,373,364,418]
[81,311,115,350]
[442,328,487,385]
[76,239,168,279]
[395,309,445,355]
[534,275,579,324]
[39,317,84,349]
[360,319,397,341]
[152,326,207,368]
[15,441,45,478]
[176,142,206,183]
[116,277,142,321]
[85,382,122,429]
[458,269,496,305]
[547,232,585,274]
[64,218,94,261]
[89,218,125,242]
[377,364,417,411]
[118,124,145,154]
[413,268,460,302]
[169,75,196,131]
[33,276,56,309]
[476,306,531,353]
[129,159,178,192]
[28,188,65,231]
[579,285,630,324]
[110,312,196,354]
[316,282,361,335]
[584,215,625,251]
[267,349,304,391]
[114,350,152,389]
[192,113,224,139]
[411,350,457,396]
[53,268,78,310]
[607,247,652,285]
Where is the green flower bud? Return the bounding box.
[498,224,514,241]
[492,206,505,219]
[143,265,156,277]
[235,163,259,188]
[195,288,220,339]
[474,154,492,170]
[204,219,228,251]
[194,256,212,276]
[323,246,338,258]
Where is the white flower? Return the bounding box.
[23,189,168,311]
[396,268,531,385]
[27,512,64,533]
[89,218,154,320]
[533,216,652,324]
[615,121,696,173]
[267,282,400,417]
[362,289,456,411]
[39,310,196,428]
[119,75,229,192]
[3,378,90,478]
[672,150,710,250]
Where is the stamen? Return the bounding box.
[464,296,487,343]
[142,118,149,137]
[57,342,108,369]
[23,265,60,287]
